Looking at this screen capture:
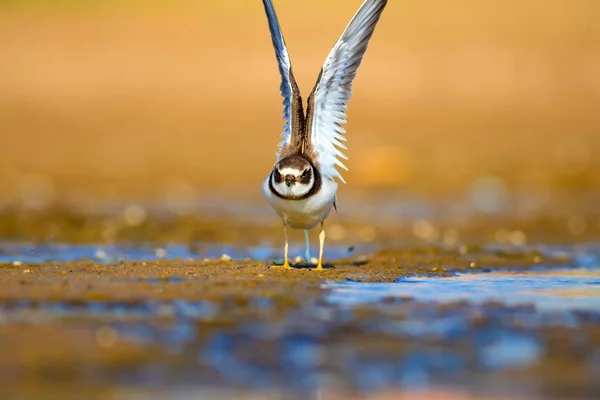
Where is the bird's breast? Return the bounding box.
[262,174,338,229]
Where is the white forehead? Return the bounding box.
[278,167,303,176]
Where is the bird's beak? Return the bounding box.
[285,175,295,187]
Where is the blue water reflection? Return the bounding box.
[0,241,368,264]
[326,268,600,312]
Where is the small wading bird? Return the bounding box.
[261,0,388,270]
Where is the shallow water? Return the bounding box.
[0,241,368,264]
[327,268,600,312]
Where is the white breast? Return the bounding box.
[262,174,338,230]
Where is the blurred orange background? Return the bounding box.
[0,0,598,204]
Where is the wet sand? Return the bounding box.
[1,239,598,399]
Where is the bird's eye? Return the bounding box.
[274,169,282,181]
[301,169,309,179]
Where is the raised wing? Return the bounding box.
[262,0,305,160]
[306,0,388,182]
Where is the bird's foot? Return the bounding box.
[270,261,293,270]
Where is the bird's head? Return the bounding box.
[271,156,314,197]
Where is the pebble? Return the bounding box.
[220,254,232,262]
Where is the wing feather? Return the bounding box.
[307,0,388,182]
[262,0,304,159]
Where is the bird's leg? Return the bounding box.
[315,222,325,270]
[271,219,292,269]
[283,221,291,269]
[304,230,311,264]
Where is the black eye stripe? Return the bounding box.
[273,169,283,184]
[299,168,312,184]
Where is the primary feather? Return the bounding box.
[261,0,304,160]
[308,0,388,183]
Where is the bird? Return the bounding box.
[260,0,388,270]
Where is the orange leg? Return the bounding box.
[271,220,292,270]
[315,222,325,270]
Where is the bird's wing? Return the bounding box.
[305,0,388,182]
[262,0,305,160]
